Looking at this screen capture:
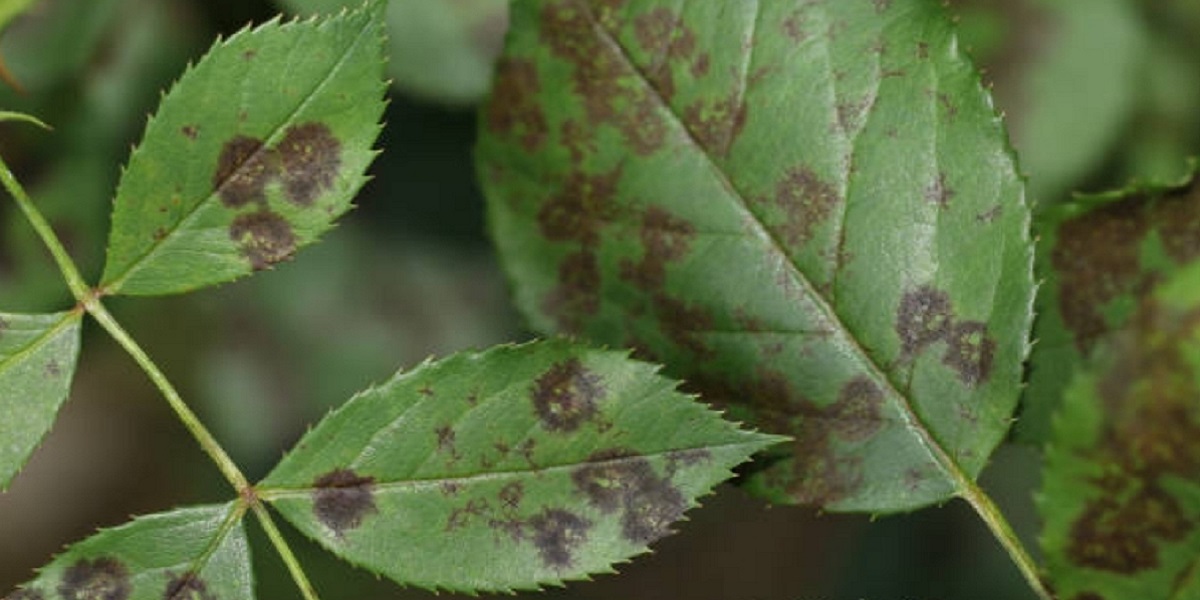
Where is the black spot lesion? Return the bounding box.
[528,508,592,569]
[895,285,996,386]
[571,449,687,545]
[163,572,216,600]
[211,121,343,270]
[532,358,605,432]
[312,468,378,537]
[58,557,131,600]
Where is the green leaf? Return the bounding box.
[1039,261,1200,599]
[258,339,780,592]
[1020,170,1200,443]
[4,503,252,600]
[0,310,82,491]
[479,0,1033,511]
[275,0,509,105]
[99,5,387,296]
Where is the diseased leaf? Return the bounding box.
[258,339,780,592]
[479,0,1033,511]
[1021,172,1200,443]
[3,503,252,600]
[0,310,82,491]
[1040,262,1200,599]
[99,4,387,296]
[276,0,509,105]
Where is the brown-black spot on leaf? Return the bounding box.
[528,508,592,569]
[619,206,697,291]
[312,468,378,537]
[229,210,296,270]
[213,135,275,209]
[435,425,460,460]
[787,423,864,506]
[532,358,604,432]
[539,1,666,155]
[924,172,954,208]
[572,448,647,513]
[620,475,685,545]
[683,95,748,158]
[828,377,885,442]
[652,293,715,357]
[446,498,491,531]
[941,321,996,386]
[1067,483,1189,573]
[766,166,841,248]
[0,316,8,339]
[542,250,601,333]
[499,481,525,510]
[536,167,623,245]
[58,557,131,600]
[164,572,215,600]
[276,122,341,207]
[486,58,548,153]
[896,285,954,357]
[181,125,198,140]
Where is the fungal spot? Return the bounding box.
[683,96,748,158]
[941,321,995,386]
[276,122,341,207]
[828,377,885,441]
[1054,181,1200,353]
[229,210,296,270]
[652,293,715,357]
[528,508,592,569]
[782,12,808,43]
[539,2,666,155]
[312,468,377,536]
[896,285,953,356]
[536,168,623,245]
[619,206,696,291]
[445,498,491,531]
[571,449,687,545]
[631,8,701,103]
[0,316,9,339]
[762,166,841,248]
[486,58,548,152]
[213,136,275,208]
[542,250,601,333]
[532,358,604,432]
[58,557,131,600]
[924,172,954,208]
[164,573,215,600]
[1066,299,1200,575]
[873,0,893,11]
[45,359,62,378]
[435,425,460,460]
[499,481,525,510]
[242,49,256,61]
[181,125,198,140]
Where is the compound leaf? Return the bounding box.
[1040,261,1200,599]
[479,0,1033,511]
[1021,172,1200,443]
[258,339,780,592]
[100,3,387,296]
[4,503,252,600]
[0,310,82,491]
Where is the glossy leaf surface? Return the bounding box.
[4,503,252,600]
[1040,262,1200,599]
[480,0,1033,510]
[259,339,780,592]
[1022,174,1200,442]
[0,311,82,490]
[100,4,386,296]
[276,0,509,105]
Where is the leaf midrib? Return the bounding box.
[103,16,374,294]
[256,438,771,498]
[575,0,968,493]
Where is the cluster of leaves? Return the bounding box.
[3,0,1200,599]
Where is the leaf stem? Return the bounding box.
[252,502,322,600]
[86,300,251,492]
[960,479,1055,600]
[0,154,91,301]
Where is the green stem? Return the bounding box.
[87,301,250,492]
[0,155,91,301]
[252,502,322,600]
[960,480,1055,600]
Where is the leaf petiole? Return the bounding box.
[960,479,1055,600]
[252,500,323,600]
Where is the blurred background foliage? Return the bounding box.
[0,0,1197,598]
